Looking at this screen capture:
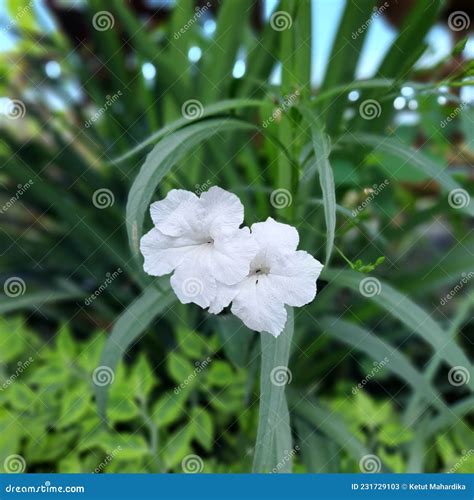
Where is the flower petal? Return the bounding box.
[211,227,258,285]
[170,248,217,309]
[150,189,201,237]
[267,251,323,307]
[231,276,288,337]
[200,186,244,235]
[140,228,200,276]
[251,217,299,253]
[208,283,238,314]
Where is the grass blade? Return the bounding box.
[253,308,293,473]
[288,389,391,471]
[339,133,474,217]
[109,99,265,165]
[302,110,336,264]
[95,284,176,420]
[323,268,474,388]
[319,316,447,413]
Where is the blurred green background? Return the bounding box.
[0,0,473,474]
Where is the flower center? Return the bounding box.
[252,266,270,284]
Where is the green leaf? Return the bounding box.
[323,268,473,389]
[295,418,338,472]
[339,133,474,217]
[0,289,83,315]
[95,284,176,421]
[0,316,27,363]
[131,354,155,399]
[7,383,36,412]
[206,361,234,387]
[304,115,336,264]
[176,327,208,359]
[252,307,293,473]
[288,389,390,470]
[318,316,447,413]
[167,353,194,385]
[163,424,194,469]
[191,407,214,451]
[152,390,186,427]
[126,118,257,260]
[59,385,91,428]
[215,314,254,368]
[110,99,263,164]
[56,324,77,359]
[319,0,377,133]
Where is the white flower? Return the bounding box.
[140,187,258,309]
[227,218,323,337]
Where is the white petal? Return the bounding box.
[208,283,238,314]
[251,217,299,253]
[170,248,217,309]
[150,189,201,237]
[211,227,258,285]
[231,276,288,337]
[140,228,200,276]
[200,186,244,235]
[267,251,323,307]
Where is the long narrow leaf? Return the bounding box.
[319,316,447,413]
[323,268,473,389]
[302,110,336,264]
[95,284,176,420]
[110,99,265,165]
[253,308,294,473]
[339,133,474,217]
